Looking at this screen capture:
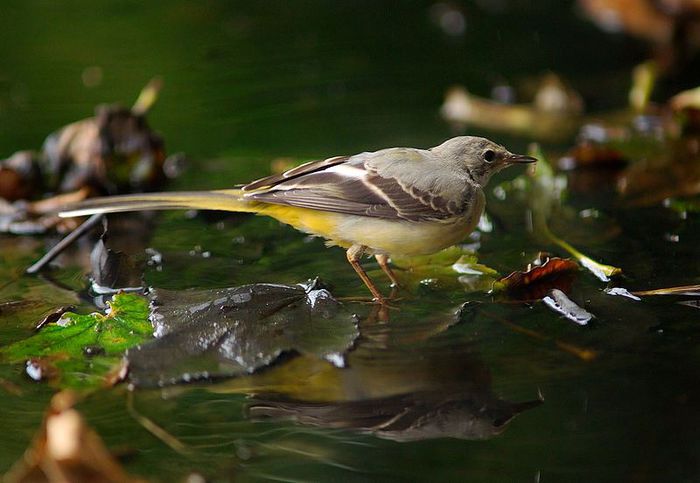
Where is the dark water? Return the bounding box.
[1,1,700,481]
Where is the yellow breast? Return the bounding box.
[258,195,484,257]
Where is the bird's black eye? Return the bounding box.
[483,150,495,162]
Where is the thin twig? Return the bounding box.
[480,309,598,362]
[125,390,190,455]
[26,214,103,274]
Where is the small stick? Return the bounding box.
[26,214,103,274]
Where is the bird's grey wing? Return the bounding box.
[242,155,350,191]
[243,149,467,221]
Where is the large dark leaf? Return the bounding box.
[126,281,359,387]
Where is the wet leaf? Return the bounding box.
[2,293,151,389]
[3,391,144,483]
[542,289,595,326]
[496,256,579,300]
[126,281,359,387]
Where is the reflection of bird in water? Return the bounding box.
[235,307,543,442]
[60,136,535,303]
[247,389,542,442]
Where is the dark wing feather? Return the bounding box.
[244,154,466,221]
[242,156,349,191]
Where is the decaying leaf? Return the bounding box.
[3,391,143,483]
[2,293,151,389]
[0,151,42,201]
[496,256,579,300]
[0,79,170,234]
[41,81,165,195]
[126,281,359,387]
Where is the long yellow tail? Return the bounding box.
[58,189,257,218]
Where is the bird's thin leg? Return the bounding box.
[346,245,386,304]
[374,253,401,288]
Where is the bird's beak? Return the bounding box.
[506,153,538,164]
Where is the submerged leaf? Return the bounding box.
[2,294,151,389]
[126,281,359,387]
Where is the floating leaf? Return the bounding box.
[542,289,595,326]
[2,293,151,389]
[126,281,359,387]
[496,256,579,300]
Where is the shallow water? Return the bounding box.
[1,1,700,481]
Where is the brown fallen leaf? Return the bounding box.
[558,140,628,170]
[3,391,144,483]
[497,256,579,300]
[0,151,42,201]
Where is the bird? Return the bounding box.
[60,136,536,303]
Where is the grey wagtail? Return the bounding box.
[60,136,536,303]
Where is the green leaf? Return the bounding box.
[2,293,152,389]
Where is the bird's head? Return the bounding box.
[431,136,537,187]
